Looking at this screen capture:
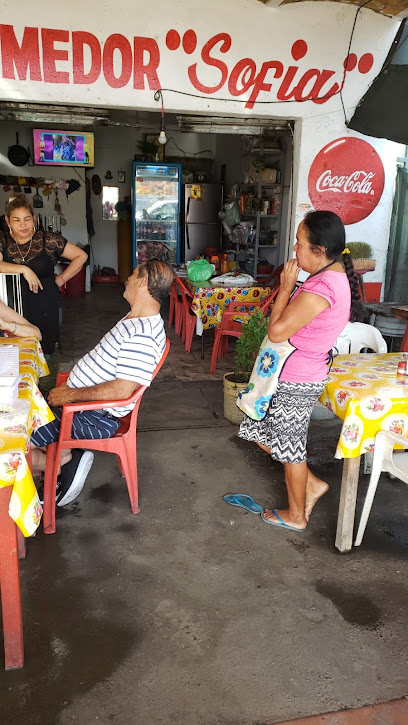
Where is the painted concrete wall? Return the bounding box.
[0,122,87,246]
[0,122,218,270]
[0,0,404,289]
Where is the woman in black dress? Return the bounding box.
[0,193,87,355]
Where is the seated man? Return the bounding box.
[31,259,174,506]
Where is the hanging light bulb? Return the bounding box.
[154,89,167,145]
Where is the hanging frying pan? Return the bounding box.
[8,133,30,167]
[92,174,102,195]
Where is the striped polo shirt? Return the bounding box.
[67,314,166,417]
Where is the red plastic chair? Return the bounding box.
[42,338,170,535]
[168,280,184,336]
[168,281,177,328]
[209,287,280,375]
[174,275,197,353]
[256,263,283,288]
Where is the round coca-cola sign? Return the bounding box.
[308,137,385,225]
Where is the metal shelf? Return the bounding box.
[240,137,284,277]
[137,238,176,243]
[242,213,279,219]
[241,183,281,188]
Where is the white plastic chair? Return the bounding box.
[0,273,24,316]
[354,431,408,546]
[335,322,387,354]
[334,322,388,475]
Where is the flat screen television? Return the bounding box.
[33,129,94,167]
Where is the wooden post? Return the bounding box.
[335,456,361,553]
[0,486,24,669]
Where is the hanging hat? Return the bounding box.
[104,170,113,180]
[66,179,81,196]
[18,177,27,185]
[54,178,69,190]
[13,185,21,192]
[42,185,52,196]
[3,184,11,191]
[24,186,32,194]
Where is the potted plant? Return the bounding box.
[347,242,376,271]
[115,197,132,220]
[223,310,268,424]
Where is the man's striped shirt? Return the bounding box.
[67,314,166,417]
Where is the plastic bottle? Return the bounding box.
[397,357,407,376]
[220,254,229,275]
[271,194,280,215]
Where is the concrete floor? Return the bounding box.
[1,285,407,725]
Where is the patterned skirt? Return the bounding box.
[238,379,327,464]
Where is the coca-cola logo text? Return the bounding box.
[315,170,377,195]
[308,138,385,225]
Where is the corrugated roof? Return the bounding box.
[257,0,408,19]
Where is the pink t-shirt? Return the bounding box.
[280,271,351,383]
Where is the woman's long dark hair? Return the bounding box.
[303,210,368,323]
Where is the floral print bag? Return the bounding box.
[237,336,296,420]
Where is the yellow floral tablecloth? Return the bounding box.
[0,337,54,536]
[319,353,408,459]
[187,282,271,329]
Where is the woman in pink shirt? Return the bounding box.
[238,210,366,531]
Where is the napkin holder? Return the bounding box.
[0,344,20,409]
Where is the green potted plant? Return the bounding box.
[115,197,132,220]
[223,310,268,424]
[347,242,376,271]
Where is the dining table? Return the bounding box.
[185,279,271,358]
[0,335,54,669]
[187,280,272,331]
[319,352,408,553]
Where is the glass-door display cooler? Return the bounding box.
[132,162,182,267]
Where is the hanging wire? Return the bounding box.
[340,0,373,124]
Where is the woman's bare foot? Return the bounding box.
[263,508,307,531]
[305,470,329,522]
[256,442,271,454]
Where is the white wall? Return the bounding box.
[0,121,218,270]
[0,0,403,287]
[0,1,398,117]
[294,115,403,285]
[0,122,87,246]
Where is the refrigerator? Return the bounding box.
[184,183,223,262]
[132,162,182,268]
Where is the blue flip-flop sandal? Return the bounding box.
[261,509,306,532]
[223,494,263,514]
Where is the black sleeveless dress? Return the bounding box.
[1,230,67,354]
